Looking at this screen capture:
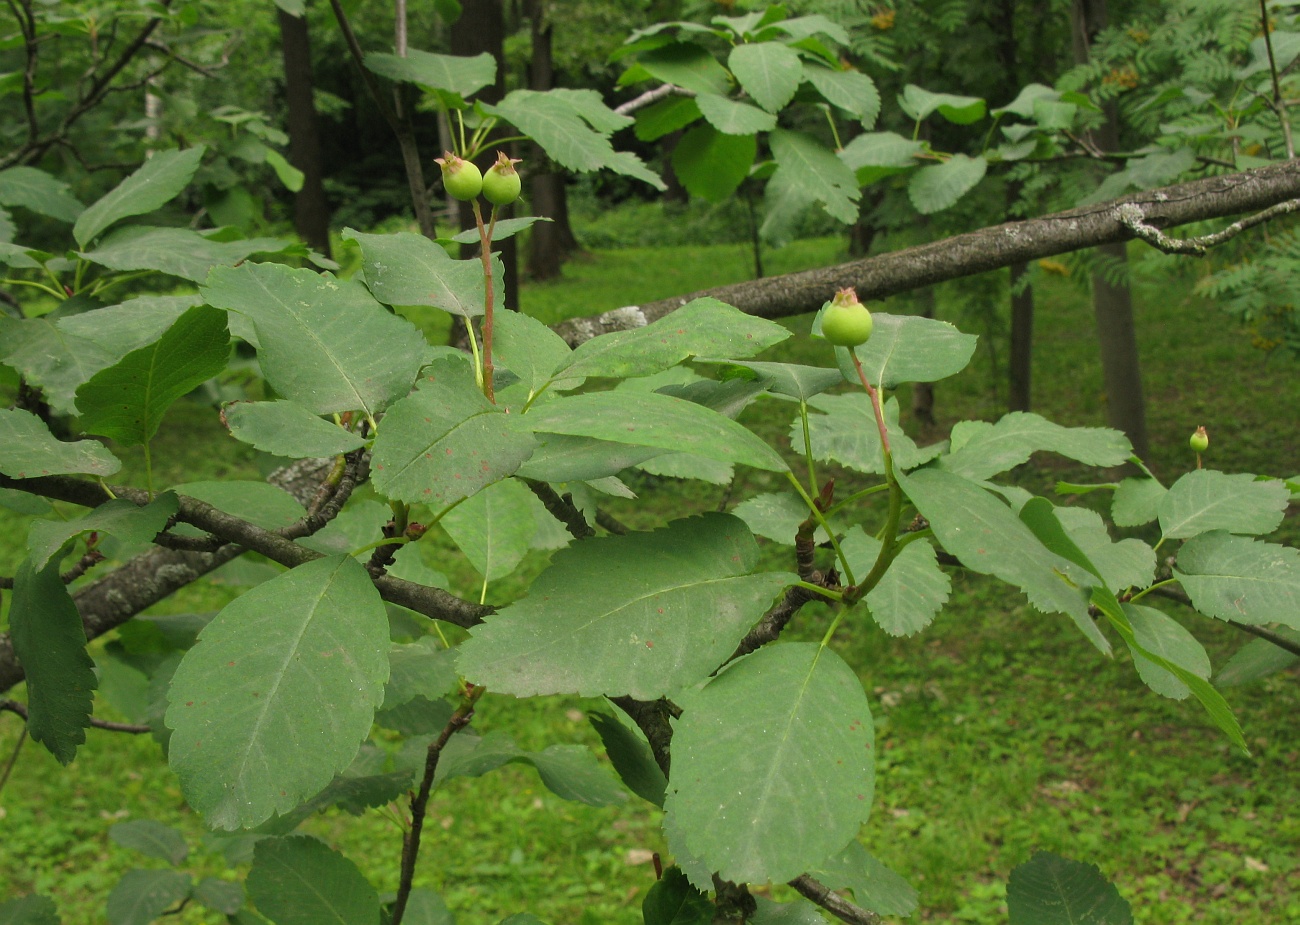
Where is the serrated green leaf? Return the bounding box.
[0,894,61,925]
[1007,851,1132,925]
[0,409,120,478]
[0,314,118,416]
[1112,477,1165,527]
[1157,469,1289,539]
[383,638,458,710]
[799,393,942,474]
[193,879,243,916]
[491,310,573,396]
[458,514,794,698]
[804,65,880,126]
[394,889,453,925]
[666,642,874,884]
[246,836,379,925]
[732,491,827,545]
[343,228,497,318]
[1056,507,1155,592]
[525,390,786,472]
[109,820,189,866]
[0,166,83,222]
[57,296,201,360]
[440,478,535,582]
[635,96,702,141]
[528,744,628,806]
[695,92,777,134]
[1217,628,1300,686]
[375,695,454,736]
[908,154,987,214]
[588,711,667,807]
[448,216,552,245]
[223,401,365,459]
[106,870,191,925]
[671,124,756,202]
[993,83,1060,119]
[842,527,950,637]
[642,868,712,925]
[0,488,52,515]
[637,42,731,95]
[80,227,287,282]
[165,556,390,829]
[28,494,178,570]
[1174,531,1300,630]
[1124,604,1210,700]
[730,42,802,113]
[750,897,827,925]
[77,305,229,447]
[638,452,732,484]
[807,840,918,917]
[364,49,494,96]
[8,558,97,764]
[203,262,429,415]
[898,85,986,124]
[770,129,858,223]
[836,312,977,390]
[172,480,305,530]
[516,433,663,482]
[370,356,536,506]
[74,147,205,247]
[698,358,841,400]
[939,412,1131,481]
[897,468,1107,653]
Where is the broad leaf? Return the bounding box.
[1124,604,1210,700]
[695,93,777,134]
[173,481,305,531]
[642,868,712,925]
[370,356,537,506]
[344,229,497,318]
[1217,628,1300,686]
[106,870,191,925]
[0,409,120,478]
[939,412,1131,481]
[223,401,365,458]
[671,125,756,202]
[804,65,880,126]
[730,42,802,112]
[77,305,230,447]
[1056,507,1155,592]
[491,309,573,396]
[798,393,943,474]
[842,528,950,637]
[0,314,118,415]
[1112,477,1165,527]
[449,215,553,245]
[246,836,379,925]
[58,295,200,359]
[769,129,858,223]
[731,491,827,545]
[80,226,286,282]
[28,494,179,570]
[439,478,535,582]
[458,513,795,699]
[193,879,243,916]
[635,96,703,141]
[516,433,663,482]
[807,841,918,917]
[74,147,206,247]
[203,262,428,415]
[637,42,731,95]
[698,358,841,400]
[839,132,925,186]
[0,894,61,925]
[383,638,458,710]
[836,312,977,389]
[1157,469,1289,539]
[109,820,189,866]
[8,558,97,764]
[364,49,495,96]
[395,890,454,925]
[897,468,1107,652]
[1174,531,1300,630]
[898,85,986,124]
[1007,852,1132,925]
[528,744,628,806]
[638,452,732,484]
[749,898,827,925]
[666,642,874,884]
[908,154,987,214]
[588,711,667,807]
[166,556,390,829]
[0,166,83,221]
[524,390,786,472]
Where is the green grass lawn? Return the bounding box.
[1,234,1297,924]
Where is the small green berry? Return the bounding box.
[820,288,873,347]
[436,152,483,201]
[483,151,522,206]
[1189,426,1209,453]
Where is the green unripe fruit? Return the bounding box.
[483,151,523,206]
[1189,426,1209,453]
[436,152,482,201]
[820,289,873,347]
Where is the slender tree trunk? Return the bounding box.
[526,0,577,280]
[278,6,333,258]
[1008,260,1034,411]
[452,0,518,311]
[1072,0,1147,457]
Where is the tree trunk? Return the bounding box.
[278,6,333,258]
[452,0,518,311]
[1008,261,1034,411]
[1072,0,1147,457]
[526,0,577,280]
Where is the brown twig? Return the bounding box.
[522,478,595,540]
[1,699,150,734]
[789,874,882,925]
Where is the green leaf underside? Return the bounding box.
[1174,531,1300,630]
[106,870,192,925]
[491,309,574,396]
[805,65,880,126]
[1056,507,1155,592]
[439,478,535,581]
[672,125,757,202]
[395,889,454,925]
[897,468,1108,653]
[589,711,668,807]
[808,840,918,917]
[77,305,230,447]
[1156,469,1289,539]
[9,558,98,764]
[1112,477,1166,527]
[0,166,84,221]
[667,642,875,884]
[202,262,428,416]
[524,390,786,473]
[165,556,390,829]
[730,42,803,113]
[1006,851,1133,925]
[516,433,664,482]
[80,226,287,282]
[908,154,988,214]
[224,401,365,458]
[245,836,379,925]
[770,129,859,223]
[383,638,459,710]
[429,732,625,805]
[842,528,950,637]
[800,393,943,474]
[699,358,842,400]
[370,357,537,506]
[1217,628,1300,686]
[74,146,205,247]
[109,820,189,866]
[837,312,978,390]
[343,228,496,318]
[458,513,795,699]
[1124,604,1211,700]
[642,868,712,925]
[449,215,552,245]
[839,132,926,184]
[695,93,777,134]
[637,43,732,96]
[0,314,114,416]
[940,412,1131,481]
[0,408,121,478]
[173,480,306,530]
[28,493,179,570]
[731,491,827,545]
[899,84,986,124]
[364,49,495,96]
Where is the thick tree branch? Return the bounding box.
[552,160,1300,344]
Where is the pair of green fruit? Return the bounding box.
[437,150,522,205]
